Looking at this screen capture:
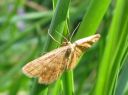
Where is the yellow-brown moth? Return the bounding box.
[22,34,100,84]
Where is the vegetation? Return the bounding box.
[0,0,128,95]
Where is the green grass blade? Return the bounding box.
[62,70,74,95]
[0,11,52,23]
[115,54,128,95]
[52,80,62,95]
[30,0,71,95]
[93,0,127,95]
[108,17,128,95]
[45,0,71,51]
[74,0,111,39]
[30,79,48,95]
[9,76,22,95]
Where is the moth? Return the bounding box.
[22,34,100,84]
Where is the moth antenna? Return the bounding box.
[64,20,70,36]
[55,30,69,42]
[48,30,61,45]
[70,23,81,41]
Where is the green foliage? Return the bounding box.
[0,0,128,95]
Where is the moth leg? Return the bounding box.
[66,52,77,69]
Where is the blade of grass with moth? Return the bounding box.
[22,34,100,84]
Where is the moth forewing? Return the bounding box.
[22,45,73,84]
[67,34,100,69]
[74,34,100,46]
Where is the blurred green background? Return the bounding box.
[0,0,128,95]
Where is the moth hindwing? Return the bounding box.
[22,34,100,84]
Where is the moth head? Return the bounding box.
[61,41,71,46]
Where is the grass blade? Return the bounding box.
[30,0,71,95]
